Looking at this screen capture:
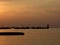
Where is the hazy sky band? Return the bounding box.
[0,0,60,27]
[0,0,60,6]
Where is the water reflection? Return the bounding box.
[0,28,60,45]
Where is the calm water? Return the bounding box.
[0,28,60,45]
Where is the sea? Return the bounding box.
[0,28,60,45]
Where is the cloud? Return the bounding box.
[45,8,60,15]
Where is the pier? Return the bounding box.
[0,32,24,35]
[0,24,49,29]
[0,24,49,35]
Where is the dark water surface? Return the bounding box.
[0,28,60,45]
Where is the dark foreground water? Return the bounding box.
[0,28,60,45]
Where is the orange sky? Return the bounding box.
[0,0,60,27]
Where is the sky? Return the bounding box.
[0,0,60,27]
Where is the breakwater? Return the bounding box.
[0,24,49,29]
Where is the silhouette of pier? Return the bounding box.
[0,24,49,35]
[0,32,24,35]
[0,24,49,29]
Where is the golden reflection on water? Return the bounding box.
[0,28,60,45]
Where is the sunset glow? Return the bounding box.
[0,0,60,27]
[0,2,9,13]
[0,0,60,45]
